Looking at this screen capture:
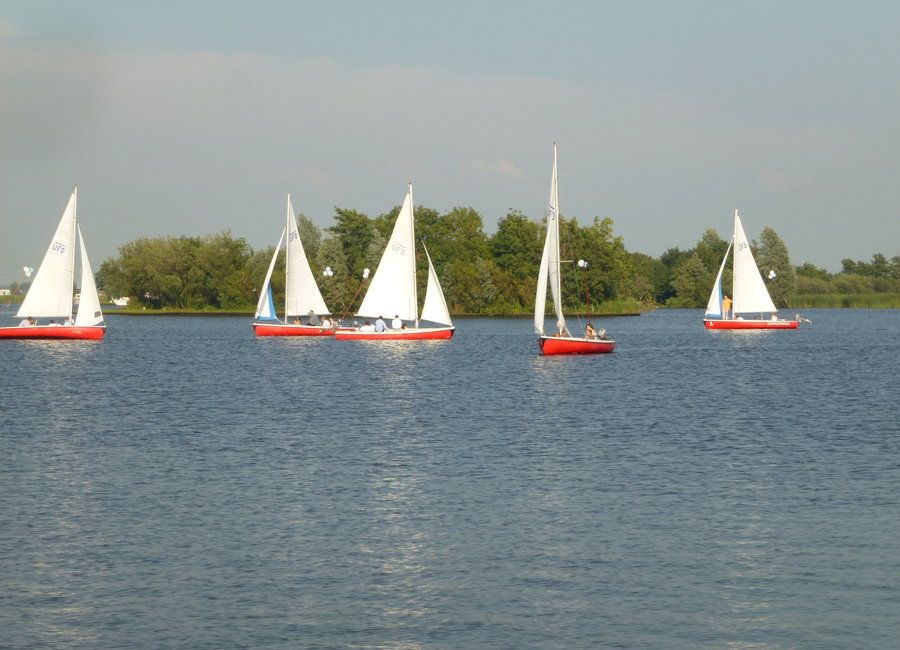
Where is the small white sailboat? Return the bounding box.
[0,187,106,340]
[535,144,615,354]
[335,183,455,340]
[252,194,334,336]
[703,210,799,329]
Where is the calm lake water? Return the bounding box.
[1,309,898,649]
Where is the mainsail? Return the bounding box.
[17,189,78,319]
[731,210,777,315]
[534,143,564,335]
[356,185,419,322]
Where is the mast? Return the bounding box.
[410,183,419,328]
[549,143,564,330]
[285,194,292,319]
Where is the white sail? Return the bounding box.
[534,229,551,335]
[732,210,777,315]
[255,229,285,320]
[18,189,78,319]
[534,143,564,335]
[705,239,733,318]
[356,185,418,322]
[284,194,329,317]
[420,247,452,326]
[74,224,104,326]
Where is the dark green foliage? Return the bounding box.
[92,207,897,312]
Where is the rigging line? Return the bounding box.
[768,275,810,323]
[338,275,370,324]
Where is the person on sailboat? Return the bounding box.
[18,316,35,326]
[391,315,402,329]
[360,320,374,332]
[307,310,320,326]
[375,316,387,332]
[556,320,570,337]
[722,295,732,320]
[585,323,597,339]
[64,317,74,326]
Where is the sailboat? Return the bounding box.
[535,144,615,355]
[703,210,799,329]
[334,183,455,341]
[1,188,105,340]
[252,194,334,336]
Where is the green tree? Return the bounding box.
[316,236,352,317]
[755,226,796,294]
[327,208,375,278]
[489,210,544,311]
[670,253,710,307]
[296,214,322,267]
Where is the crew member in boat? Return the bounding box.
[375,316,387,332]
[555,320,570,337]
[321,315,331,327]
[770,313,779,321]
[18,316,35,326]
[307,310,320,326]
[722,294,732,319]
[585,323,597,339]
[63,317,74,326]
[360,320,374,332]
[391,315,402,329]
[293,316,302,325]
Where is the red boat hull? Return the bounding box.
[539,335,615,355]
[252,321,335,337]
[703,319,799,330]
[0,325,106,340]
[334,326,455,341]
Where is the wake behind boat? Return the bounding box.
[535,144,615,355]
[335,184,455,341]
[703,210,800,330]
[0,187,106,341]
[253,194,335,337]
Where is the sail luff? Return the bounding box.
[74,223,104,325]
[17,188,78,319]
[255,229,285,320]
[732,210,777,314]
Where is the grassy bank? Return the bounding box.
[791,293,900,308]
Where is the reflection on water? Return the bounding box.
[1,311,899,649]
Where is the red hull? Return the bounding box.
[252,321,335,337]
[334,326,455,341]
[539,335,615,355]
[0,325,106,340]
[703,319,799,330]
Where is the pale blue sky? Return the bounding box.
[2,1,898,284]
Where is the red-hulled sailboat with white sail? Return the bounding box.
[535,144,615,355]
[0,187,106,340]
[252,194,335,336]
[334,184,455,341]
[703,210,801,330]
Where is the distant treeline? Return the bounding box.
[8,205,899,312]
